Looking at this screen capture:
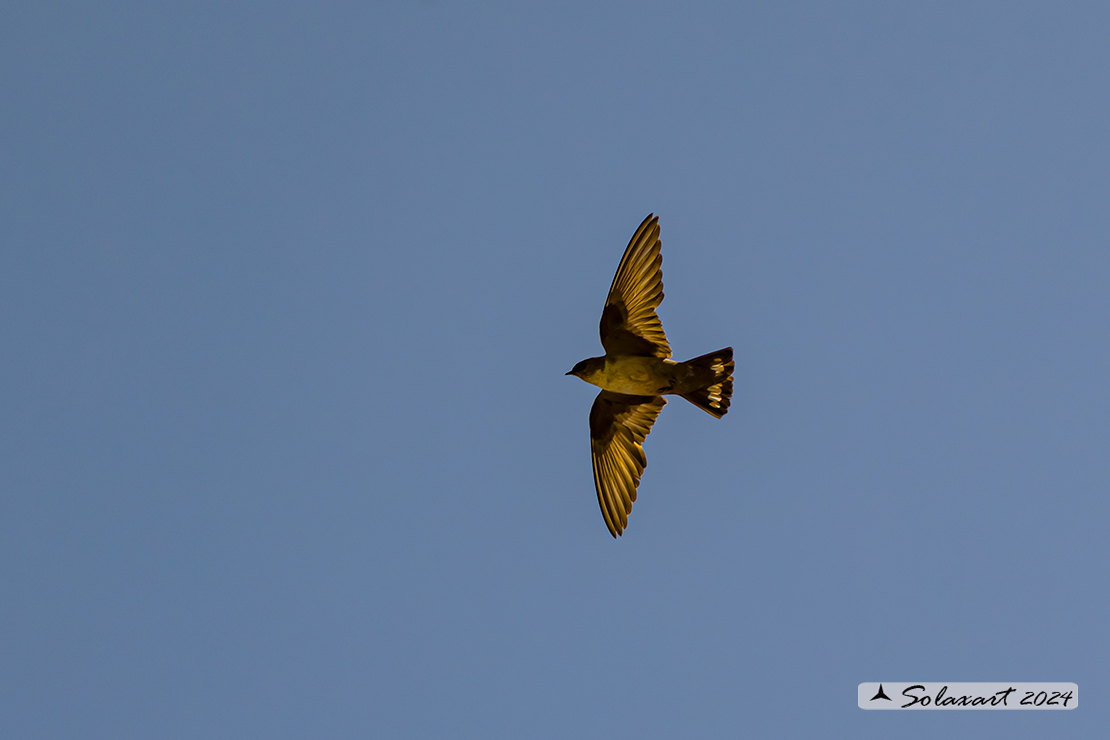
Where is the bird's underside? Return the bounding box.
[583,355,720,397]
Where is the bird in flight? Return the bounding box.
[567,214,734,537]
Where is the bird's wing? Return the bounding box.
[599,214,672,358]
[589,391,667,537]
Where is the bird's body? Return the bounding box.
[567,214,734,537]
[572,355,717,398]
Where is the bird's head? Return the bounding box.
[566,357,604,380]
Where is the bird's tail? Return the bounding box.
[680,347,734,419]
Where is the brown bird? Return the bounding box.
[567,214,734,537]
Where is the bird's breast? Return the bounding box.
[596,356,677,395]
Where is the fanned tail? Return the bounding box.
[680,347,734,418]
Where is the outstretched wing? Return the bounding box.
[599,214,671,358]
[589,391,667,537]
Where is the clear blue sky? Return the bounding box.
[3,2,1108,738]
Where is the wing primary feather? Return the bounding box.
[593,455,620,537]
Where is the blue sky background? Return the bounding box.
[3,2,1108,738]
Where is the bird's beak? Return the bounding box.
[565,370,574,376]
